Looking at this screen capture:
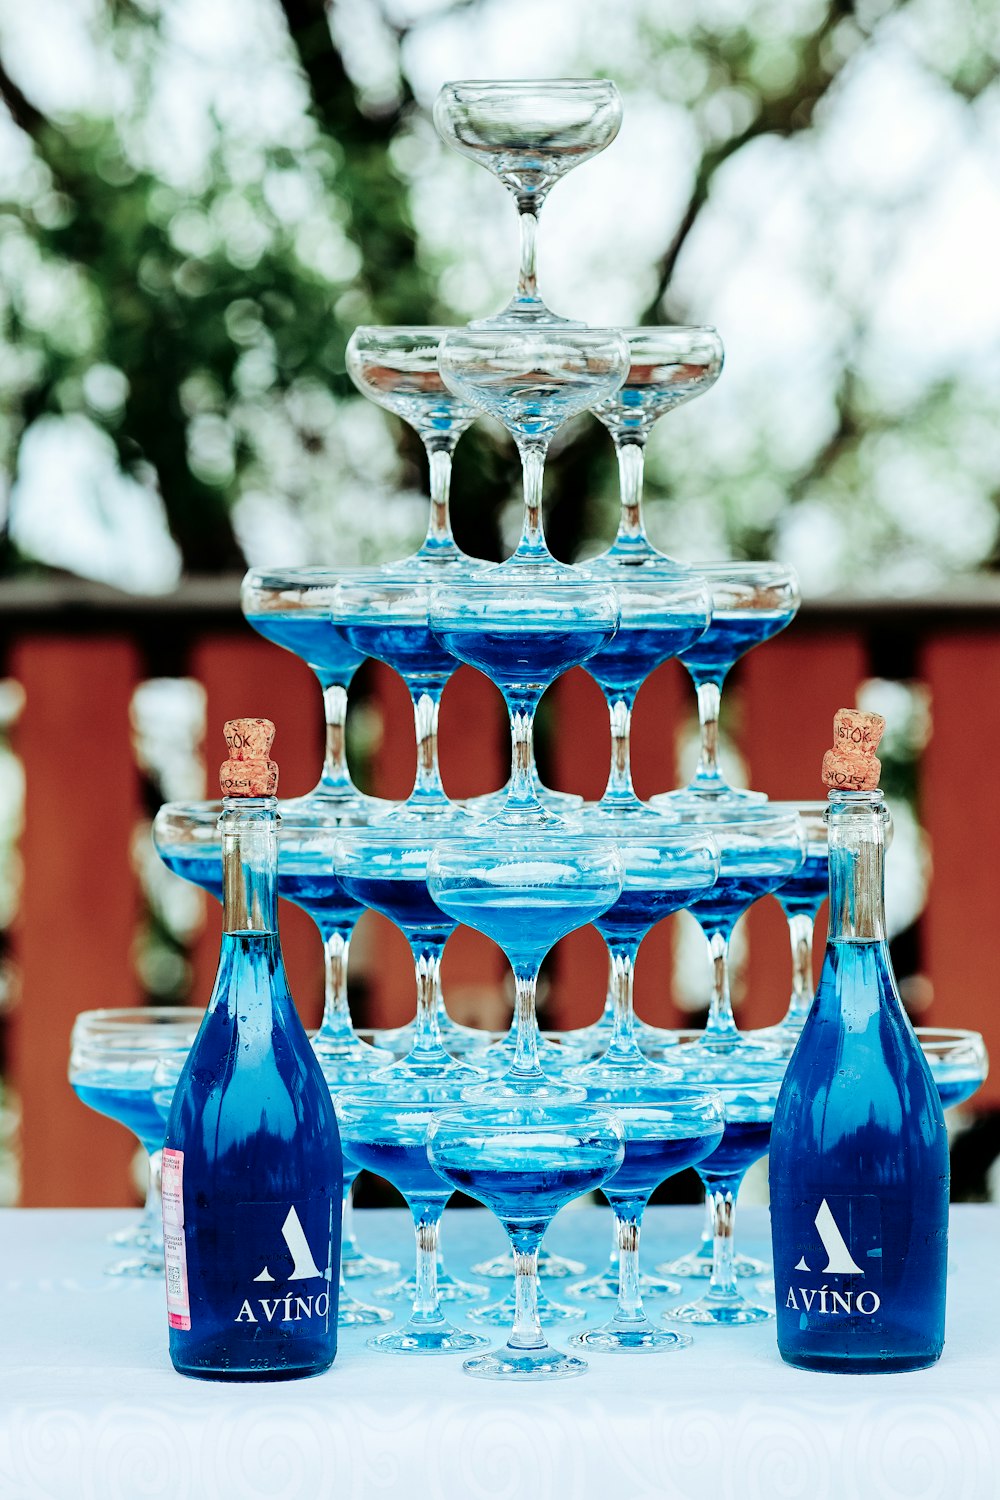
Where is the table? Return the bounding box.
[1,1205,997,1499]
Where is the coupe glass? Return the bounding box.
[336,823,485,1083]
[335,572,468,824]
[426,829,624,1101]
[580,562,710,819]
[590,326,724,565]
[752,801,829,1045]
[919,1028,989,1110]
[336,1083,491,1354]
[429,572,619,827]
[438,325,628,572]
[669,809,805,1048]
[667,1057,787,1326]
[241,565,389,817]
[568,816,720,1089]
[69,1008,200,1276]
[427,1102,625,1379]
[568,1087,725,1349]
[654,562,800,813]
[346,326,482,571]
[433,79,622,326]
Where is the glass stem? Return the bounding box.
[704,929,738,1037]
[318,926,355,1045]
[514,441,550,562]
[615,441,646,544]
[705,1172,743,1300]
[342,1178,358,1252]
[424,445,457,554]
[516,207,540,305]
[320,682,352,793]
[604,690,638,804]
[411,1205,446,1322]
[506,695,542,812]
[692,680,725,790]
[607,942,643,1058]
[784,912,816,1026]
[614,1209,646,1325]
[509,1235,545,1349]
[145,1148,164,1253]
[410,682,447,807]
[411,947,446,1056]
[510,966,544,1080]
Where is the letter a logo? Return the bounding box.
[795,1198,865,1275]
[254,1207,324,1283]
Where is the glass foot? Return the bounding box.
[367,1323,489,1355]
[338,1289,393,1326]
[667,1295,773,1326]
[107,1217,150,1247]
[461,1075,586,1104]
[470,1284,584,1325]
[568,1267,682,1300]
[473,1247,585,1280]
[657,1248,767,1280]
[569,1324,692,1352]
[463,1344,588,1381]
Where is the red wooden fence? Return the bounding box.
[4,581,997,1204]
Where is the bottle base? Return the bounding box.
[778,1348,943,1375]
[170,1357,335,1383]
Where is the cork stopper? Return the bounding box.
[220,718,278,797]
[821,708,885,792]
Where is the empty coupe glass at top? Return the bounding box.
[654,562,800,814]
[438,325,628,572]
[426,829,624,1100]
[590,326,724,566]
[434,79,622,325]
[429,572,619,827]
[427,1102,625,1380]
[70,1008,201,1277]
[346,326,482,572]
[241,565,389,818]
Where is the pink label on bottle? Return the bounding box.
[161,1148,191,1331]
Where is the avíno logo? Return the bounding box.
[784,1197,882,1317]
[234,1204,333,1326]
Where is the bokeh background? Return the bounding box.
[0,0,998,1207]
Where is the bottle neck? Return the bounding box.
[826,791,888,943]
[220,797,279,935]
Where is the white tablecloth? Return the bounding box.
[1,1204,997,1500]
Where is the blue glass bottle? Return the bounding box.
[162,727,341,1381]
[769,789,948,1372]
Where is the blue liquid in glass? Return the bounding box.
[245,614,363,684]
[161,850,223,902]
[587,619,708,694]
[679,611,794,687]
[436,886,614,959]
[340,621,453,681]
[770,940,948,1373]
[778,849,829,920]
[164,933,341,1381]
[934,1074,980,1110]
[73,1075,164,1156]
[690,866,796,933]
[341,875,455,943]
[278,871,360,932]
[701,1118,772,1179]
[435,1152,616,1223]
[606,1131,720,1200]
[341,1137,448,1204]
[434,623,613,694]
[596,884,701,947]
